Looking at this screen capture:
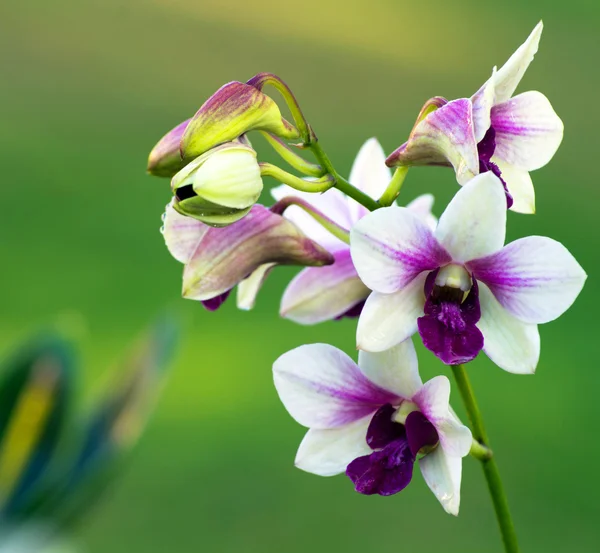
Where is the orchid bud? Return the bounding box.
[181,81,299,160]
[147,119,191,178]
[171,142,263,227]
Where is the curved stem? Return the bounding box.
[259,132,325,178]
[451,364,520,553]
[259,163,335,193]
[378,166,409,206]
[271,196,350,245]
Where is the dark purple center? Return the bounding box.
[201,289,232,311]
[346,404,439,496]
[477,127,513,209]
[334,299,366,321]
[417,270,484,365]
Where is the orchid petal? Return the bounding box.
[236,263,275,310]
[468,237,586,324]
[162,202,208,264]
[273,344,399,429]
[471,67,496,142]
[387,99,479,184]
[494,21,543,104]
[478,282,540,374]
[406,194,438,231]
[183,205,332,301]
[351,207,450,294]
[280,249,370,324]
[434,173,506,263]
[356,273,427,352]
[147,118,190,177]
[271,184,351,251]
[492,159,535,214]
[419,446,463,516]
[491,91,564,172]
[295,417,372,476]
[357,338,423,400]
[347,138,392,221]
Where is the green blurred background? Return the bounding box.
[0,1,598,551]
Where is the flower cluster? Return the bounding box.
[147,21,586,524]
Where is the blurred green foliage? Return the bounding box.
[0,1,598,551]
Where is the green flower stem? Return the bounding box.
[259,163,335,193]
[271,196,350,245]
[259,132,325,178]
[378,166,409,206]
[451,364,520,553]
[469,439,493,461]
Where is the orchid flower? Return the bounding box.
[273,338,472,515]
[271,138,436,324]
[351,172,586,373]
[387,22,563,214]
[162,200,334,311]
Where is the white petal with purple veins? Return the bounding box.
[357,339,422,400]
[347,137,392,222]
[273,344,398,429]
[478,282,540,374]
[271,184,351,252]
[295,417,372,476]
[162,201,208,263]
[356,272,427,352]
[468,237,586,324]
[419,446,463,516]
[435,173,507,263]
[280,249,369,324]
[493,21,543,104]
[351,206,450,293]
[492,159,535,214]
[492,91,563,171]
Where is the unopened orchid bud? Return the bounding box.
[181,81,299,160]
[147,119,191,178]
[171,142,263,227]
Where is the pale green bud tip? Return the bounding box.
[181,81,299,160]
[147,118,191,178]
[171,143,263,227]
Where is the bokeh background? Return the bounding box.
[1,0,598,551]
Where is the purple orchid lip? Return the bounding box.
[417,270,484,365]
[477,127,514,209]
[201,289,232,312]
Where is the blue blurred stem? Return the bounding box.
[451,364,520,553]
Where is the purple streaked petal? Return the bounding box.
[273,344,400,429]
[295,418,372,476]
[346,437,415,496]
[357,339,423,400]
[280,249,370,325]
[271,184,352,251]
[347,138,392,222]
[491,91,563,172]
[468,236,586,324]
[366,404,406,449]
[434,172,507,263]
[147,118,191,177]
[162,201,209,264]
[419,446,462,515]
[182,205,333,301]
[493,21,543,104]
[386,99,480,185]
[405,411,439,457]
[471,67,496,143]
[478,281,540,374]
[351,206,451,294]
[492,159,535,214]
[356,273,427,353]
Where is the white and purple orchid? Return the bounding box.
[274,338,472,514]
[271,138,437,324]
[351,172,586,373]
[387,22,563,214]
[162,200,333,311]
